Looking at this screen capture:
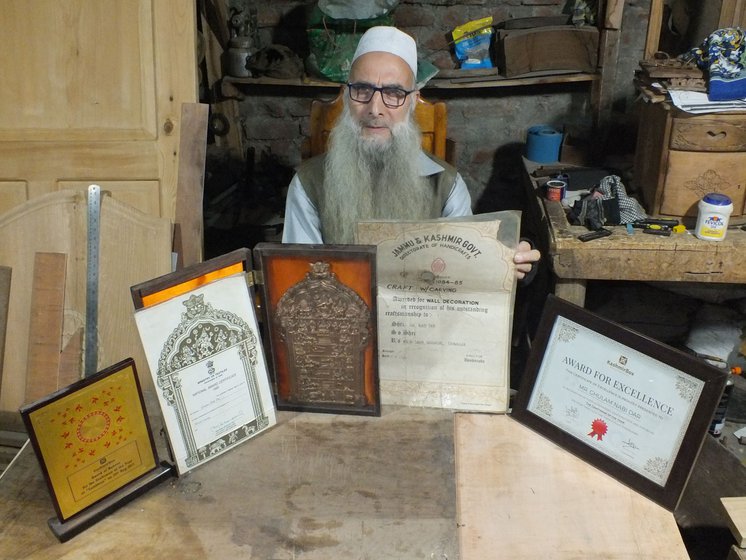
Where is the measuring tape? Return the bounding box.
[84,184,101,377]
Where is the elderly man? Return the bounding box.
[282,26,540,279]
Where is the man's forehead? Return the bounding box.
[349,52,414,86]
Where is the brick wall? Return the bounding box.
[224,0,651,213]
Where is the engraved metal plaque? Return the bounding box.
[277,261,370,406]
[253,243,380,416]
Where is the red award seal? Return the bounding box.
[588,418,608,441]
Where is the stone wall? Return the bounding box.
[222,0,652,214]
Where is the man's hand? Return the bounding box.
[513,240,541,280]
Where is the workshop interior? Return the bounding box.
[2,1,746,559]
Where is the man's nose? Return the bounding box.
[367,90,386,114]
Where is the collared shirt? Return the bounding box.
[282,151,473,244]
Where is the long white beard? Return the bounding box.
[320,100,432,244]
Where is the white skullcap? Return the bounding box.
[352,26,417,79]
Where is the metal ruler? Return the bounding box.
[84,184,101,377]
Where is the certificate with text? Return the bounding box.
[133,255,277,475]
[529,315,701,486]
[357,211,519,412]
[512,295,727,510]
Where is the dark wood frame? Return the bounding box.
[512,294,727,510]
[19,358,172,542]
[253,242,380,416]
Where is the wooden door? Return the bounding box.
[0,0,198,225]
[0,0,197,413]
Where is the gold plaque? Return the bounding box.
[20,358,163,523]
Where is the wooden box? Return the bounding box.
[634,101,746,219]
[495,26,598,77]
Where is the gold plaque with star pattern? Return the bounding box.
[20,358,168,531]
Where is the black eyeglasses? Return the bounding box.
[347,82,415,108]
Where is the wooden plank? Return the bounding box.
[554,278,587,306]
[644,0,664,60]
[0,266,10,395]
[57,327,83,389]
[175,102,208,268]
[720,0,746,27]
[24,253,66,404]
[722,497,746,547]
[603,0,625,30]
[592,28,621,130]
[455,413,689,559]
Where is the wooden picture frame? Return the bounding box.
[19,358,172,542]
[253,242,380,416]
[131,248,277,474]
[512,295,727,510]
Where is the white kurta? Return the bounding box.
[282,151,473,244]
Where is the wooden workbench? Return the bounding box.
[1,405,744,559]
[522,158,746,306]
[0,407,458,559]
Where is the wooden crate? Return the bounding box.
[634,101,746,219]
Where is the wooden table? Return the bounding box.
[455,414,690,559]
[2,405,744,559]
[0,407,458,560]
[522,158,746,306]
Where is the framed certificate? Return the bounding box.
[253,243,380,416]
[131,249,277,475]
[19,358,172,541]
[512,295,727,510]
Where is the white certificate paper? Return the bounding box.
[134,274,276,474]
[357,212,519,412]
[528,315,705,486]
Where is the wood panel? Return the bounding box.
[720,0,746,27]
[0,0,197,243]
[0,191,172,414]
[660,151,746,216]
[456,413,689,559]
[644,0,665,59]
[58,181,161,217]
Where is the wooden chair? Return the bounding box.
[305,87,452,163]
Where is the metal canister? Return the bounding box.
[545,179,566,201]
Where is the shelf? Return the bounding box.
[427,72,599,89]
[221,70,600,97]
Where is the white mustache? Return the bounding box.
[361,119,389,128]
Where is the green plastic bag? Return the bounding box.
[306,7,393,83]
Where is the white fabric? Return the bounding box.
[282,151,472,244]
[352,26,417,79]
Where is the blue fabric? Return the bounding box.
[683,27,746,101]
